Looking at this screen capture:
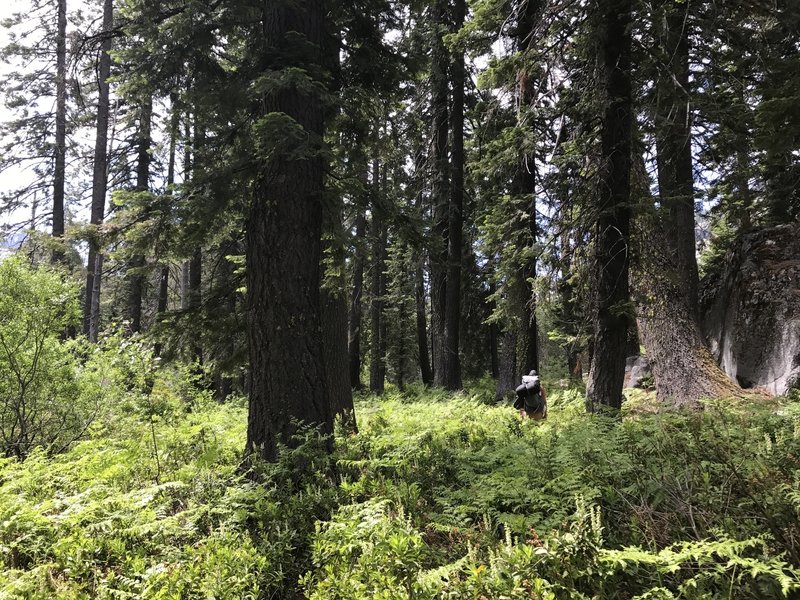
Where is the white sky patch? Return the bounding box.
[1,0,96,241]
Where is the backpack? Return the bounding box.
[515,374,544,413]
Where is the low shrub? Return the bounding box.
[0,257,91,458]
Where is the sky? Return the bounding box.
[1,1,46,235]
[0,0,94,240]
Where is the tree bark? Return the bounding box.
[634,214,741,404]
[514,0,542,378]
[488,281,500,379]
[348,181,367,390]
[585,0,633,412]
[214,239,238,402]
[83,0,113,343]
[322,199,355,426]
[369,164,388,394]
[154,99,179,357]
[415,261,433,385]
[396,292,407,391]
[180,262,190,309]
[51,0,67,264]
[442,0,465,390]
[496,330,518,401]
[189,247,202,364]
[128,95,152,334]
[245,0,332,462]
[636,2,742,405]
[653,0,699,313]
[556,217,584,381]
[430,0,450,386]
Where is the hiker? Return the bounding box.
[514,370,547,420]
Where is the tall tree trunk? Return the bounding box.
[51,0,67,264]
[322,199,355,426]
[636,2,741,405]
[442,0,465,390]
[556,214,584,381]
[179,111,193,312]
[245,0,332,462]
[634,220,742,404]
[585,0,633,412]
[154,99,179,357]
[415,261,433,385]
[397,292,407,391]
[181,262,190,309]
[189,247,202,364]
[348,181,367,390]
[496,331,517,401]
[653,0,699,313]
[83,0,113,343]
[430,0,450,386]
[514,0,542,377]
[488,281,500,379]
[369,164,388,394]
[128,95,152,334]
[214,239,237,401]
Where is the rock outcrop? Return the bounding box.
[700,224,800,395]
[624,355,653,389]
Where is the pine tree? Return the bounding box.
[245,0,334,461]
[585,0,633,412]
[82,0,113,343]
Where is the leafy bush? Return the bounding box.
[302,499,431,599]
[0,257,92,458]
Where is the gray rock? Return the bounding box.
[625,356,652,389]
[700,224,800,395]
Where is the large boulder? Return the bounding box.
[700,224,800,395]
[628,356,653,389]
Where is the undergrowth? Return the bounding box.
[2,375,800,598]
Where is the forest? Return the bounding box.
[1,0,799,597]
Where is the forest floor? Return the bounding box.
[1,377,800,599]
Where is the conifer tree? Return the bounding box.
[245,0,333,461]
[585,0,633,412]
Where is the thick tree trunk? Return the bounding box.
[635,219,741,404]
[653,0,699,313]
[128,96,152,334]
[585,0,633,412]
[430,0,450,386]
[636,2,741,405]
[83,0,113,342]
[51,0,67,264]
[556,226,584,381]
[322,200,355,426]
[514,0,542,379]
[245,0,331,462]
[496,331,518,402]
[516,270,539,375]
[348,202,367,390]
[323,284,353,418]
[489,322,500,378]
[441,0,465,390]
[415,261,433,386]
